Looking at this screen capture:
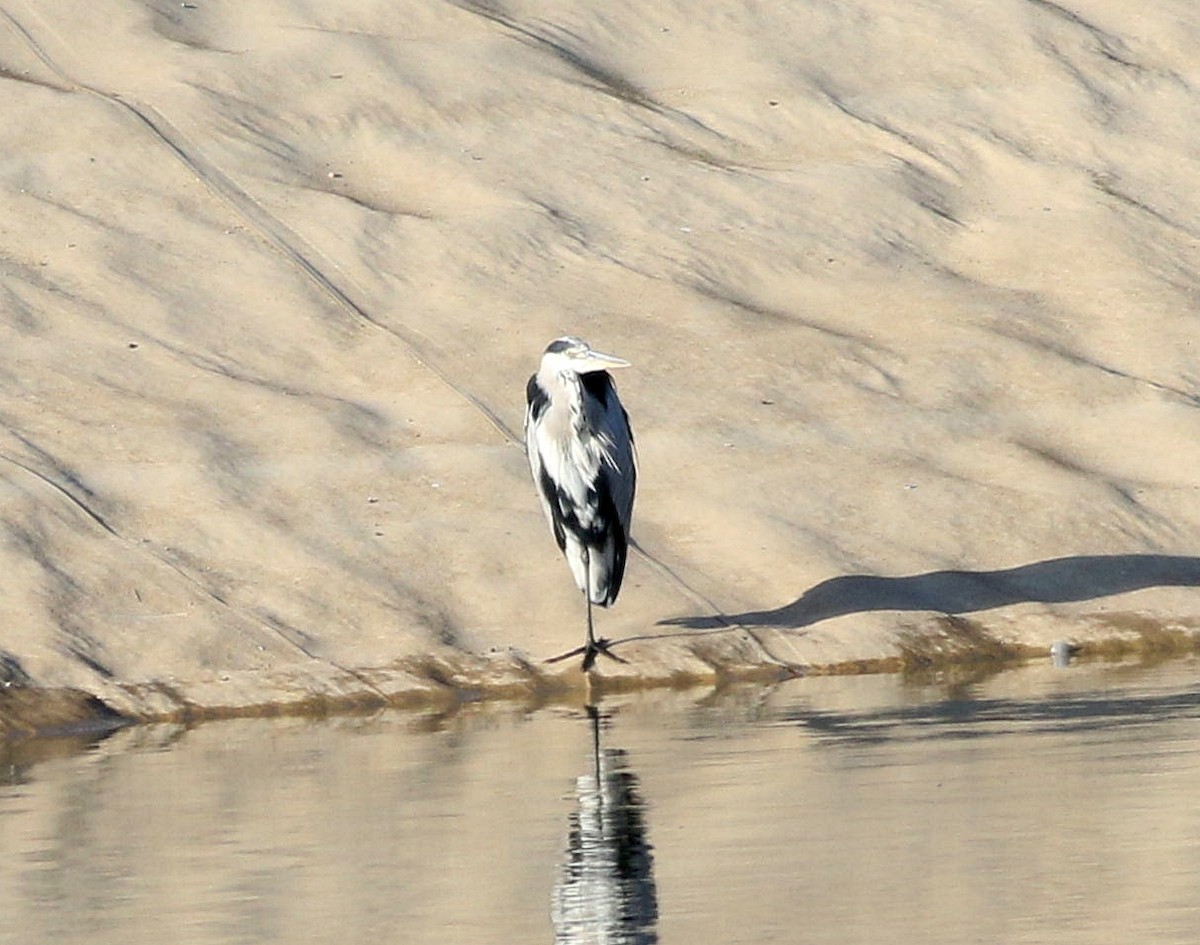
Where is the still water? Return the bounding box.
[3,658,1200,945]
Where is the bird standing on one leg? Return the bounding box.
[525,337,637,671]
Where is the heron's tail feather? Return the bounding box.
[565,532,627,606]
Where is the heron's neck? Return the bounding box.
[537,365,586,431]
[538,363,579,399]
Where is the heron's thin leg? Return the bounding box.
[544,543,628,670]
[583,545,596,647]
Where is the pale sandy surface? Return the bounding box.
[2,0,1199,725]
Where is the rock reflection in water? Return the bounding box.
[552,706,658,945]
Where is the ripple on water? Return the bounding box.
[2,658,1200,945]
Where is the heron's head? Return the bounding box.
[542,336,631,375]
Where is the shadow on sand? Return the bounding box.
[658,554,1200,631]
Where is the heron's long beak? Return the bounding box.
[579,349,631,372]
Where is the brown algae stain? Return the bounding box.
[5,613,1200,740]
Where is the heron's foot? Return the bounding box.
[582,637,627,672]
[544,638,629,672]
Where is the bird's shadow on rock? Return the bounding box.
[658,554,1200,631]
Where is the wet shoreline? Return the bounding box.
[5,616,1197,742]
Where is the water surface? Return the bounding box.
[3,658,1199,944]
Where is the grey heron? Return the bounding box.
[525,337,637,671]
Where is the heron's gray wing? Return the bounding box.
[576,376,635,593]
[584,373,637,536]
[597,415,634,604]
[526,374,567,551]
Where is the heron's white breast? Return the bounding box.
[533,373,608,525]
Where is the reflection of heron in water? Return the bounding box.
[551,706,658,944]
